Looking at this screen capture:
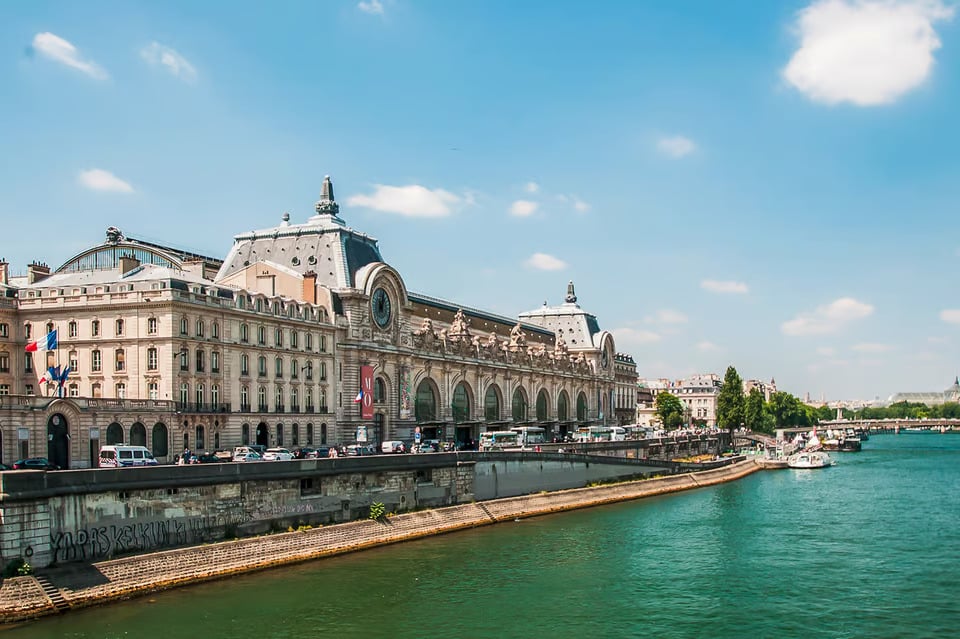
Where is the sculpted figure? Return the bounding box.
[449,309,471,342]
[509,323,526,351]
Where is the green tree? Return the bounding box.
[767,391,809,428]
[715,366,745,440]
[655,392,683,429]
[744,387,766,432]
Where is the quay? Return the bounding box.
[0,458,759,623]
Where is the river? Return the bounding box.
[4,433,959,638]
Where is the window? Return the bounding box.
[258,356,267,377]
[196,349,205,373]
[374,377,387,403]
[195,383,204,405]
[115,349,125,372]
[25,323,33,339]
[92,382,101,398]
[25,384,34,396]
[276,423,284,446]
[240,386,249,409]
[240,323,249,343]
[211,384,220,405]
[69,383,79,398]
[305,388,314,411]
[320,389,327,412]
[320,362,327,381]
[275,386,284,411]
[320,335,327,353]
[0,323,8,338]
[241,354,249,376]
[91,320,99,337]
[275,356,283,378]
[147,348,158,371]
[212,322,220,339]
[0,384,8,396]
[307,423,314,445]
[91,350,101,372]
[258,386,267,411]
[148,317,158,334]
[275,328,283,347]
[69,350,78,371]
[320,423,327,445]
[180,317,188,335]
[242,423,250,445]
[180,383,189,404]
[305,361,313,381]
[25,352,33,373]
[196,319,204,338]
[292,423,299,446]
[211,351,220,373]
[306,333,313,351]
[196,425,205,451]
[148,382,159,400]
[291,358,301,379]
[115,319,124,336]
[153,423,169,457]
[257,326,266,345]
[68,321,78,338]
[290,331,298,349]
[291,387,299,411]
[116,382,126,399]
[46,322,54,334]
[0,353,8,373]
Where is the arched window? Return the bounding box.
[320,423,328,445]
[115,348,125,371]
[275,328,283,347]
[275,385,284,411]
[577,392,588,421]
[290,330,298,348]
[147,347,158,371]
[258,356,267,377]
[241,354,249,376]
[240,323,249,343]
[180,382,188,404]
[106,422,124,445]
[452,382,470,423]
[195,349,205,372]
[130,422,146,447]
[196,425,205,450]
[374,377,387,403]
[485,385,500,421]
[257,326,266,345]
[275,356,283,377]
[115,319,124,336]
[91,319,100,337]
[292,423,299,446]
[212,322,219,339]
[116,382,126,399]
[196,319,204,337]
[211,384,220,405]
[258,386,267,411]
[307,423,314,445]
[240,386,249,409]
[180,316,188,335]
[242,423,250,445]
[512,387,527,421]
[195,383,204,405]
[536,390,549,421]
[276,423,284,446]
[152,422,168,457]
[415,380,437,422]
[211,351,220,373]
[68,320,78,338]
[291,358,299,379]
[558,391,569,422]
[291,387,299,411]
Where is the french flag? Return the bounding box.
[354,389,363,403]
[25,330,58,352]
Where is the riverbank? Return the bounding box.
[0,459,761,624]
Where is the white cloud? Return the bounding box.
[32,32,107,80]
[939,309,960,324]
[77,169,134,193]
[783,0,954,106]
[701,279,749,294]
[510,200,539,217]
[572,197,591,212]
[816,346,836,357]
[782,297,874,336]
[657,135,696,158]
[524,182,539,194]
[852,342,892,353]
[347,184,460,217]
[140,42,197,83]
[358,0,384,15]
[697,341,719,352]
[525,253,567,271]
[645,309,688,325]
[612,327,663,346]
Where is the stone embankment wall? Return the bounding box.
[0,459,760,624]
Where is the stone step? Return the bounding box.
[33,575,70,613]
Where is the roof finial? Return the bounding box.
[315,175,340,217]
[565,280,577,304]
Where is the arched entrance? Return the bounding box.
[256,422,269,447]
[130,422,147,447]
[415,379,439,439]
[47,413,69,470]
[106,422,124,445]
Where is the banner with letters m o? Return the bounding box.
[361,365,374,420]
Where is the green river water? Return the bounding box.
[5,433,959,638]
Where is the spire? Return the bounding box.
[314,175,340,217]
[565,280,577,304]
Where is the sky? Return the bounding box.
[1,0,959,402]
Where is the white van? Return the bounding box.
[99,445,159,468]
[381,440,406,454]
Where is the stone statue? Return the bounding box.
[509,323,526,351]
[412,317,437,347]
[448,309,471,342]
[554,332,568,358]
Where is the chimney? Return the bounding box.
[27,261,50,284]
[302,271,317,304]
[118,253,141,275]
[0,258,7,286]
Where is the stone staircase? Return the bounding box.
[33,575,69,613]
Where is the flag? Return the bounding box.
[26,330,58,352]
[354,390,363,403]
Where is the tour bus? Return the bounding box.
[610,426,627,441]
[479,430,519,451]
[98,445,159,468]
[510,426,546,447]
[572,426,614,443]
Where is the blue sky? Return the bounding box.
[2,0,959,402]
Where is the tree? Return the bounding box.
[655,392,683,429]
[744,387,766,433]
[767,391,808,428]
[715,366,745,440]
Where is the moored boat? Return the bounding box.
[787,451,833,469]
[821,437,862,452]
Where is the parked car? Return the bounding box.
[381,440,406,454]
[196,452,222,464]
[233,451,263,462]
[12,457,60,470]
[293,447,319,459]
[262,447,294,461]
[0,462,11,471]
[344,444,376,456]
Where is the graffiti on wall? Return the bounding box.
[50,513,248,563]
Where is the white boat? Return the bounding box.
[787,450,833,469]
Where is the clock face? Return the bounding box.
[372,287,391,328]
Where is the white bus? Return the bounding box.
[572,426,614,442]
[479,431,519,451]
[510,426,546,447]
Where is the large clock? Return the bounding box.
[371,287,392,328]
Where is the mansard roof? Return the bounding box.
[518,280,604,350]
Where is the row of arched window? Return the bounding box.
[104,421,169,457]
[411,380,590,423]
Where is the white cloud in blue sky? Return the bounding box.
[357,0,384,16]
[525,253,566,271]
[782,298,874,336]
[510,200,539,217]
[347,184,460,217]
[701,280,749,295]
[31,32,107,79]
[77,169,134,193]
[657,135,696,158]
[784,0,954,106]
[140,42,197,83]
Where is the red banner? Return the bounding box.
[361,365,374,420]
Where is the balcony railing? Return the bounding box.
[275,405,285,413]
[258,404,269,412]
[240,403,251,413]
[305,406,315,413]
[175,402,232,414]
